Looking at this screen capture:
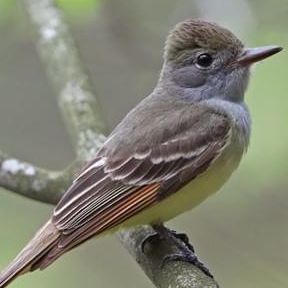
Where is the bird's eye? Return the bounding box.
[196,53,213,68]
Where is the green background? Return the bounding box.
[0,0,287,287]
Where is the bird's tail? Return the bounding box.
[0,220,59,288]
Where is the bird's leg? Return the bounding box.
[151,224,213,278]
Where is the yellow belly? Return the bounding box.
[108,132,244,232]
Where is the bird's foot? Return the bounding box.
[167,230,195,253]
[141,225,194,253]
[152,224,213,278]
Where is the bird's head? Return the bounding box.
[160,19,282,103]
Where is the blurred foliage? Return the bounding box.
[0,0,17,23]
[238,29,288,191]
[0,0,102,23]
[56,0,102,18]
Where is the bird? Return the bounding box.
[0,19,282,287]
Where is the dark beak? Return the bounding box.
[234,45,283,66]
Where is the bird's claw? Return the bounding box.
[168,231,195,253]
[143,224,214,278]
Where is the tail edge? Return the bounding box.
[0,220,59,288]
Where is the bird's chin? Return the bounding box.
[225,66,250,102]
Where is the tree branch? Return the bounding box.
[0,149,75,204]
[0,0,221,287]
[118,226,219,288]
[22,0,108,162]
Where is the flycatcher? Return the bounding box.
[0,19,282,287]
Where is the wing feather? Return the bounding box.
[49,105,231,265]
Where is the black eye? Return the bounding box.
[196,53,213,68]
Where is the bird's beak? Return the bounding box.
[234,45,283,66]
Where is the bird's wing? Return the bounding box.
[50,104,231,251]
